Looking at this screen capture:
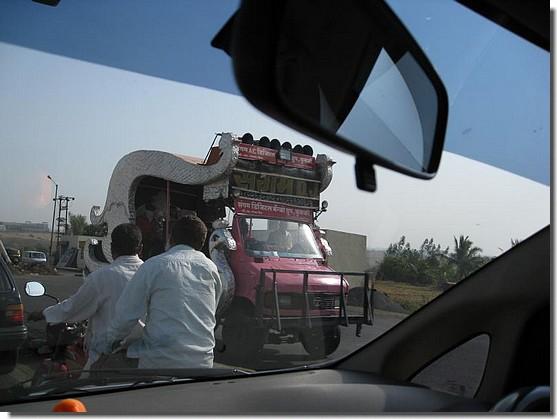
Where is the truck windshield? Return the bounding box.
[241,217,323,259]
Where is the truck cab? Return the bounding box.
[224,214,349,359]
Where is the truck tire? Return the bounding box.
[0,350,18,374]
[301,325,341,359]
[222,309,266,366]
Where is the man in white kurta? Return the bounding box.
[103,215,222,369]
[28,223,144,369]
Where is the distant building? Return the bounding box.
[324,229,370,276]
[57,234,100,270]
[0,221,50,233]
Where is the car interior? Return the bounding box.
[1,0,550,414]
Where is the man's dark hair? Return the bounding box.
[171,215,207,250]
[111,223,142,256]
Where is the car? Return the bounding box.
[0,256,28,374]
[0,0,549,414]
[6,248,21,265]
[21,251,47,266]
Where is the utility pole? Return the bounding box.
[55,195,75,265]
[47,175,58,264]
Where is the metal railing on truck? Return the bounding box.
[255,269,375,334]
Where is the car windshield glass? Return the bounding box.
[241,218,323,259]
[0,0,548,404]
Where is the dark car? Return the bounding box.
[0,256,27,374]
[6,248,21,265]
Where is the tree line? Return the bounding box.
[377,235,493,287]
[69,214,107,237]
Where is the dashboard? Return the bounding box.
[5,368,490,414]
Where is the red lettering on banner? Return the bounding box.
[235,197,313,223]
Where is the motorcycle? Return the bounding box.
[24,281,87,386]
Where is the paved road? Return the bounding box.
[11,272,405,374]
[16,272,85,344]
[5,273,485,399]
[221,310,407,371]
[2,272,406,394]
[0,272,87,392]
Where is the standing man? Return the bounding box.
[28,223,144,369]
[103,215,222,369]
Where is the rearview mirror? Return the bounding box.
[25,281,45,297]
[214,0,448,189]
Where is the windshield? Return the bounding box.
[0,0,548,405]
[240,218,323,259]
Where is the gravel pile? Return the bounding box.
[348,287,408,314]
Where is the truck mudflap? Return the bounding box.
[255,269,375,335]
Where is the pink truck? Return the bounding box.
[85,132,373,360]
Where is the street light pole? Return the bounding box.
[47,175,58,263]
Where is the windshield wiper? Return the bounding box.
[17,367,252,399]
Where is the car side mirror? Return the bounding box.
[25,281,46,297]
[213,0,448,191]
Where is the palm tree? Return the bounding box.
[449,235,483,281]
[69,214,88,235]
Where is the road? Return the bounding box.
[224,310,407,371]
[4,272,487,399]
[8,272,405,377]
[16,272,85,345]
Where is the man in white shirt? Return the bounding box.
[28,223,144,369]
[267,220,293,251]
[103,215,222,369]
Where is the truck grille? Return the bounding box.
[264,292,339,310]
[311,294,337,310]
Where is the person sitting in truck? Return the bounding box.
[267,221,293,251]
[101,215,222,369]
[239,217,263,251]
[239,217,250,239]
[239,217,258,251]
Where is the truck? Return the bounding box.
[84,132,373,360]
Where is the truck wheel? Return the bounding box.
[301,326,341,359]
[222,309,266,365]
[0,350,18,374]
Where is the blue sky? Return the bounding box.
[0,1,240,96]
[0,0,548,184]
[0,1,549,255]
